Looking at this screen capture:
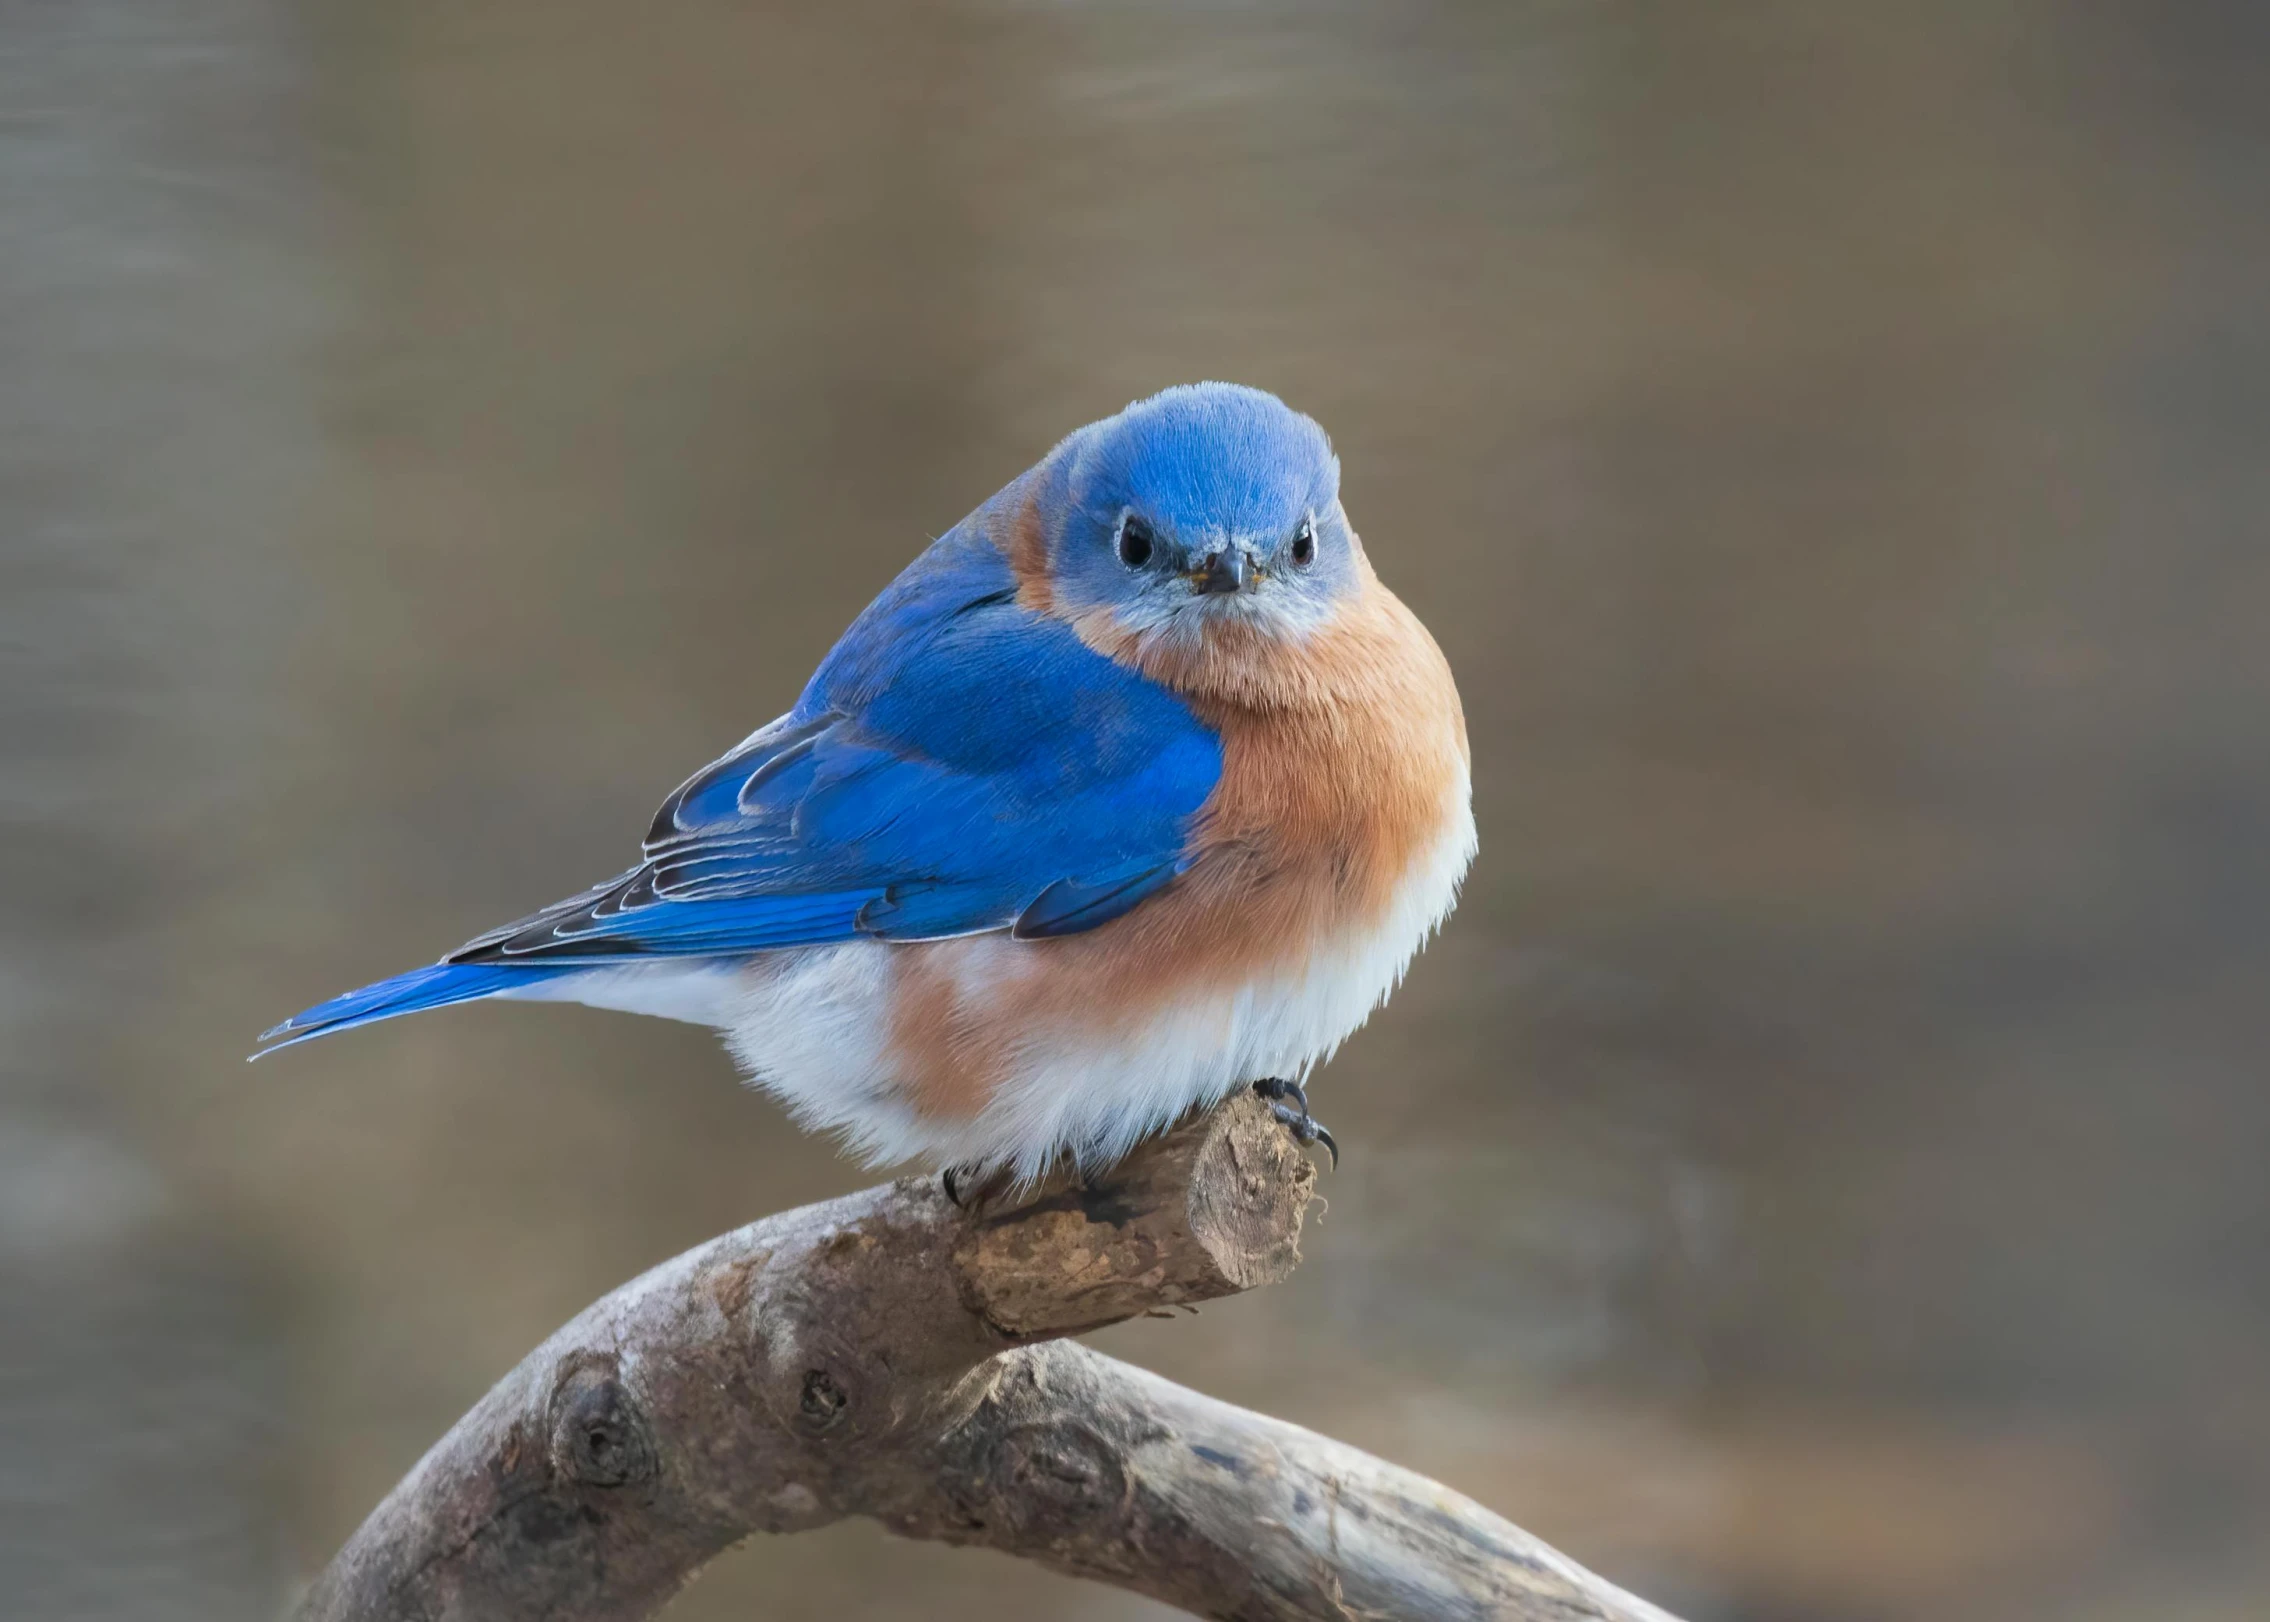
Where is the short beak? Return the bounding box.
[1190,547,1253,596]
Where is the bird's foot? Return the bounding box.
[942,1162,1012,1212]
[1251,1077,1339,1170]
[944,1157,1068,1215]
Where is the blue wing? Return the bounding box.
[432,526,1218,969]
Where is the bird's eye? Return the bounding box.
[1117,515,1155,569]
[1290,518,1317,569]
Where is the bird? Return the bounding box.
[257,382,1475,1186]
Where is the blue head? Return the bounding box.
[1038,383,1356,647]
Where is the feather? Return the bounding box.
[252,962,579,1055]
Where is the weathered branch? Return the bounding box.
[301,1093,1682,1622]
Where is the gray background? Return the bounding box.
[4,2,2266,1618]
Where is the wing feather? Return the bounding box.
[446,529,1220,967]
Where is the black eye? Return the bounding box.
[1290,518,1317,569]
[1117,515,1155,569]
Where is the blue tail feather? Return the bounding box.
[252,962,577,1058]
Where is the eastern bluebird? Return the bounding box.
[259,383,1475,1183]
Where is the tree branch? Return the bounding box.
[300,1093,1682,1622]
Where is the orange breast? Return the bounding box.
[886,563,1469,1124]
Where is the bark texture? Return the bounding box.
[300,1093,1681,1622]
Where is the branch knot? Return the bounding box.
[546,1354,657,1490]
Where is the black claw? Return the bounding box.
[1252,1077,1308,1112]
[942,1164,971,1209]
[1266,1097,1341,1171]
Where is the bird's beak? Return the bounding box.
[1189,546,1256,595]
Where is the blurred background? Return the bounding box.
[5,1,2267,1618]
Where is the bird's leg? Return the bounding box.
[1251,1077,1339,1170]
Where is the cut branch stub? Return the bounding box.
[952,1091,1317,1337]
